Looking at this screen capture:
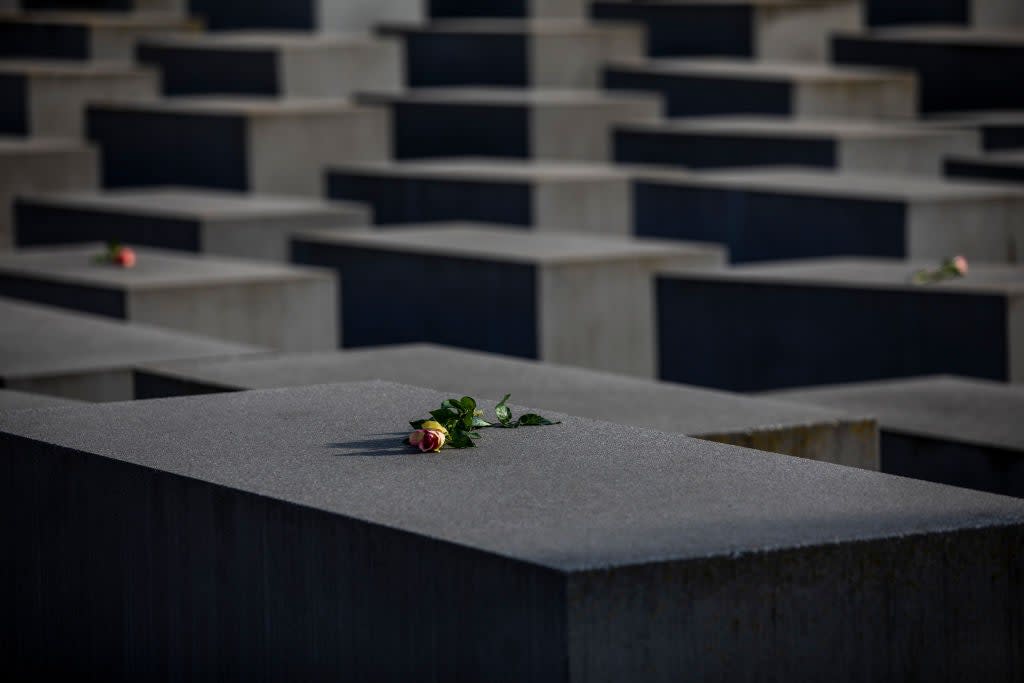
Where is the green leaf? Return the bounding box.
[471,416,492,428]
[441,399,463,413]
[462,413,475,429]
[460,396,476,413]
[495,393,512,427]
[409,419,427,430]
[430,407,457,423]
[516,414,560,427]
[448,431,476,449]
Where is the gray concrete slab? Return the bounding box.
[766,376,1024,496]
[138,31,404,97]
[0,59,159,137]
[946,150,1024,186]
[356,87,662,161]
[87,96,390,195]
[379,19,645,88]
[833,27,1024,113]
[327,158,634,234]
[866,0,1024,28]
[656,257,1024,389]
[630,166,1024,263]
[604,57,917,119]
[0,136,98,249]
[0,388,82,411]
[292,224,724,377]
[2,379,1021,679]
[593,0,861,61]
[923,110,1024,150]
[0,296,261,401]
[14,187,371,261]
[0,9,198,62]
[136,343,879,468]
[615,115,979,175]
[0,244,338,350]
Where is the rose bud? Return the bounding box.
[408,421,449,452]
[114,247,137,268]
[951,255,968,277]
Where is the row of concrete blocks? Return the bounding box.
[2,215,1022,389]
[2,376,1022,679]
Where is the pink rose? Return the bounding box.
[951,255,968,276]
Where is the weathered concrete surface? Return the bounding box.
[615,116,979,175]
[0,136,98,249]
[0,296,261,401]
[135,343,878,468]
[327,159,633,234]
[138,31,404,97]
[656,257,1024,389]
[14,187,370,261]
[0,244,338,350]
[292,223,724,377]
[2,380,1022,680]
[356,88,662,161]
[0,59,159,137]
[767,375,1024,496]
[0,388,82,411]
[87,97,390,195]
[923,110,1024,150]
[604,57,917,119]
[631,166,1024,263]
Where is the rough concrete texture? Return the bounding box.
[293,224,723,377]
[14,187,371,261]
[631,166,1024,263]
[136,343,879,468]
[0,136,98,249]
[0,59,160,137]
[615,115,979,175]
[356,87,663,161]
[923,110,1024,150]
[137,31,404,97]
[0,297,261,401]
[0,244,338,351]
[327,159,633,234]
[1,380,1022,679]
[604,57,917,119]
[657,257,1024,389]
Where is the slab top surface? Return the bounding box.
[295,223,724,265]
[0,10,194,28]
[618,115,976,141]
[0,58,158,77]
[845,26,1024,47]
[766,376,1024,453]
[330,158,629,182]
[0,244,334,290]
[139,29,384,49]
[90,96,370,116]
[632,166,1024,201]
[2,380,1021,572]
[356,87,661,107]
[661,257,1024,295]
[0,388,82,412]
[0,135,92,154]
[141,344,869,436]
[606,57,914,83]
[0,297,260,379]
[19,187,367,221]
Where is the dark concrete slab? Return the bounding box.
[631,166,1024,263]
[865,0,1024,28]
[604,57,916,119]
[946,150,1024,185]
[592,0,860,60]
[766,376,1024,497]
[0,296,261,401]
[656,258,1024,390]
[2,379,1022,679]
[187,0,422,31]
[13,187,370,261]
[291,224,723,377]
[378,19,644,87]
[135,343,878,468]
[355,87,661,161]
[86,96,389,195]
[0,244,338,350]
[833,27,1024,113]
[615,116,978,174]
